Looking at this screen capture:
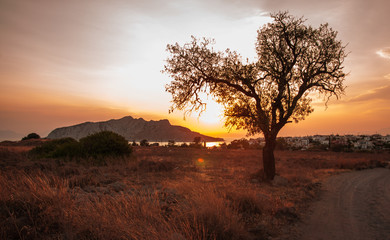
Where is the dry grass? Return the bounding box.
[0,145,389,240]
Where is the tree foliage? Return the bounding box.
[227,139,250,149]
[22,133,41,141]
[140,139,149,147]
[168,140,176,147]
[163,12,347,179]
[193,137,202,144]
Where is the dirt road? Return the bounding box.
[299,168,390,240]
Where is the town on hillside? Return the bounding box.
[234,134,390,152]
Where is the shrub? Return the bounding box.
[228,139,250,149]
[140,139,149,147]
[168,140,175,147]
[79,131,132,158]
[21,132,41,141]
[275,138,289,150]
[52,139,82,158]
[193,136,201,144]
[189,142,202,148]
[30,131,132,161]
[29,138,79,159]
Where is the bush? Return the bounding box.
[30,138,79,159]
[189,142,202,148]
[275,138,289,150]
[52,139,82,158]
[79,131,132,158]
[193,137,201,144]
[22,132,41,141]
[140,139,149,147]
[168,140,175,147]
[228,139,250,149]
[30,131,132,161]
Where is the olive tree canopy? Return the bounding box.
[163,12,347,180]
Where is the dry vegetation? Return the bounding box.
[1,142,389,240]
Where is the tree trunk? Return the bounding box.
[263,135,276,180]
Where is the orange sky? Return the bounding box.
[1,0,390,140]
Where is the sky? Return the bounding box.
[0,0,390,141]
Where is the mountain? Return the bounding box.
[47,116,224,142]
[0,130,23,141]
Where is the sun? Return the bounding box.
[199,100,224,125]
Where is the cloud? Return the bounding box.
[377,48,390,59]
[348,85,390,102]
[385,74,390,80]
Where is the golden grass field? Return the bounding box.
[0,142,389,240]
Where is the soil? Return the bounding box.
[298,168,390,240]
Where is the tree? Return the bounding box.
[140,139,149,147]
[163,12,347,180]
[22,132,40,141]
[193,136,202,145]
[191,136,202,148]
[168,139,176,147]
[228,138,250,149]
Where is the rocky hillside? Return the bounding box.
[47,116,224,142]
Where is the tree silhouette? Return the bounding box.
[193,136,201,145]
[22,133,40,141]
[163,12,347,180]
[140,139,149,147]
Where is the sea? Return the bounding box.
[129,141,225,148]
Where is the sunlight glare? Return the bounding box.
[205,142,223,148]
[199,98,224,125]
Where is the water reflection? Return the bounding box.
[129,141,225,148]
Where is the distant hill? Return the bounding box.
[0,130,23,141]
[47,116,224,142]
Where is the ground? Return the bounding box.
[298,168,390,240]
[0,141,389,239]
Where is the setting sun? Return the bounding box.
[199,99,224,125]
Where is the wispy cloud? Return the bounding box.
[377,48,390,59]
[348,85,390,102]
